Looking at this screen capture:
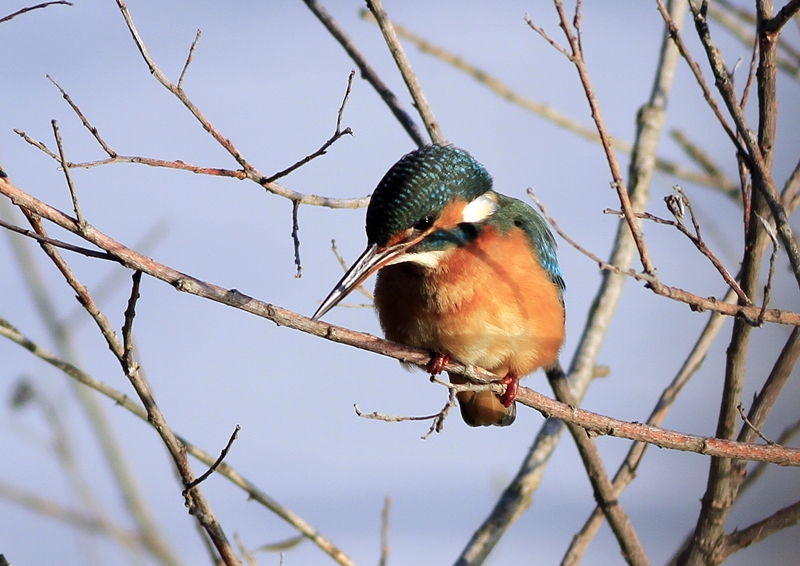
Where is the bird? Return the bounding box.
[313,144,565,426]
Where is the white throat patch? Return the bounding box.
[386,249,450,269]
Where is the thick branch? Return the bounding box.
[548,368,650,566]
[2,178,799,467]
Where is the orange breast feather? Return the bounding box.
[374,225,565,378]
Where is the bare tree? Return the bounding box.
[1,1,799,565]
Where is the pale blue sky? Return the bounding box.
[1,2,799,565]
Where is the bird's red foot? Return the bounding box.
[427,352,450,376]
[499,374,519,407]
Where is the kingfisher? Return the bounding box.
[313,145,565,427]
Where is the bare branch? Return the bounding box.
[20,212,239,564]
[736,403,775,445]
[527,6,656,277]
[720,499,800,560]
[365,0,446,145]
[291,200,302,278]
[3,180,800,466]
[0,217,118,261]
[529,189,797,325]
[763,0,800,33]
[562,289,733,566]
[178,29,201,90]
[685,1,800,290]
[355,382,459,440]
[360,9,737,194]
[664,186,749,304]
[656,0,751,160]
[757,213,780,324]
[184,425,241,493]
[0,1,71,25]
[547,366,650,566]
[265,70,355,184]
[302,0,426,147]
[114,0,367,209]
[50,120,85,229]
[47,75,117,157]
[0,315,357,566]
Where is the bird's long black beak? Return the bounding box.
[312,242,403,320]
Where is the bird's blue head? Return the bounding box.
[366,145,492,247]
[313,145,504,320]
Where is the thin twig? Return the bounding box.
[0,217,119,261]
[0,1,71,24]
[14,128,243,177]
[115,0,367,209]
[302,0,426,147]
[737,326,800,448]
[740,416,800,492]
[184,425,241,493]
[527,6,656,277]
[655,0,751,161]
[265,70,355,184]
[51,120,85,230]
[530,189,795,325]
[178,29,202,90]
[291,200,302,278]
[736,403,774,445]
[359,8,737,194]
[756,213,780,325]
[354,383,460,439]
[365,0,445,145]
[47,75,117,157]
[665,186,750,305]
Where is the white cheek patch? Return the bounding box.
[461,192,498,223]
[387,249,450,269]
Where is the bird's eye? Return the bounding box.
[413,215,435,231]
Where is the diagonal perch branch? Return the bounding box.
[2,176,800,467]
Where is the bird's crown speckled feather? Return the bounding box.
[366,145,492,246]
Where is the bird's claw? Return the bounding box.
[499,374,519,407]
[427,352,450,376]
